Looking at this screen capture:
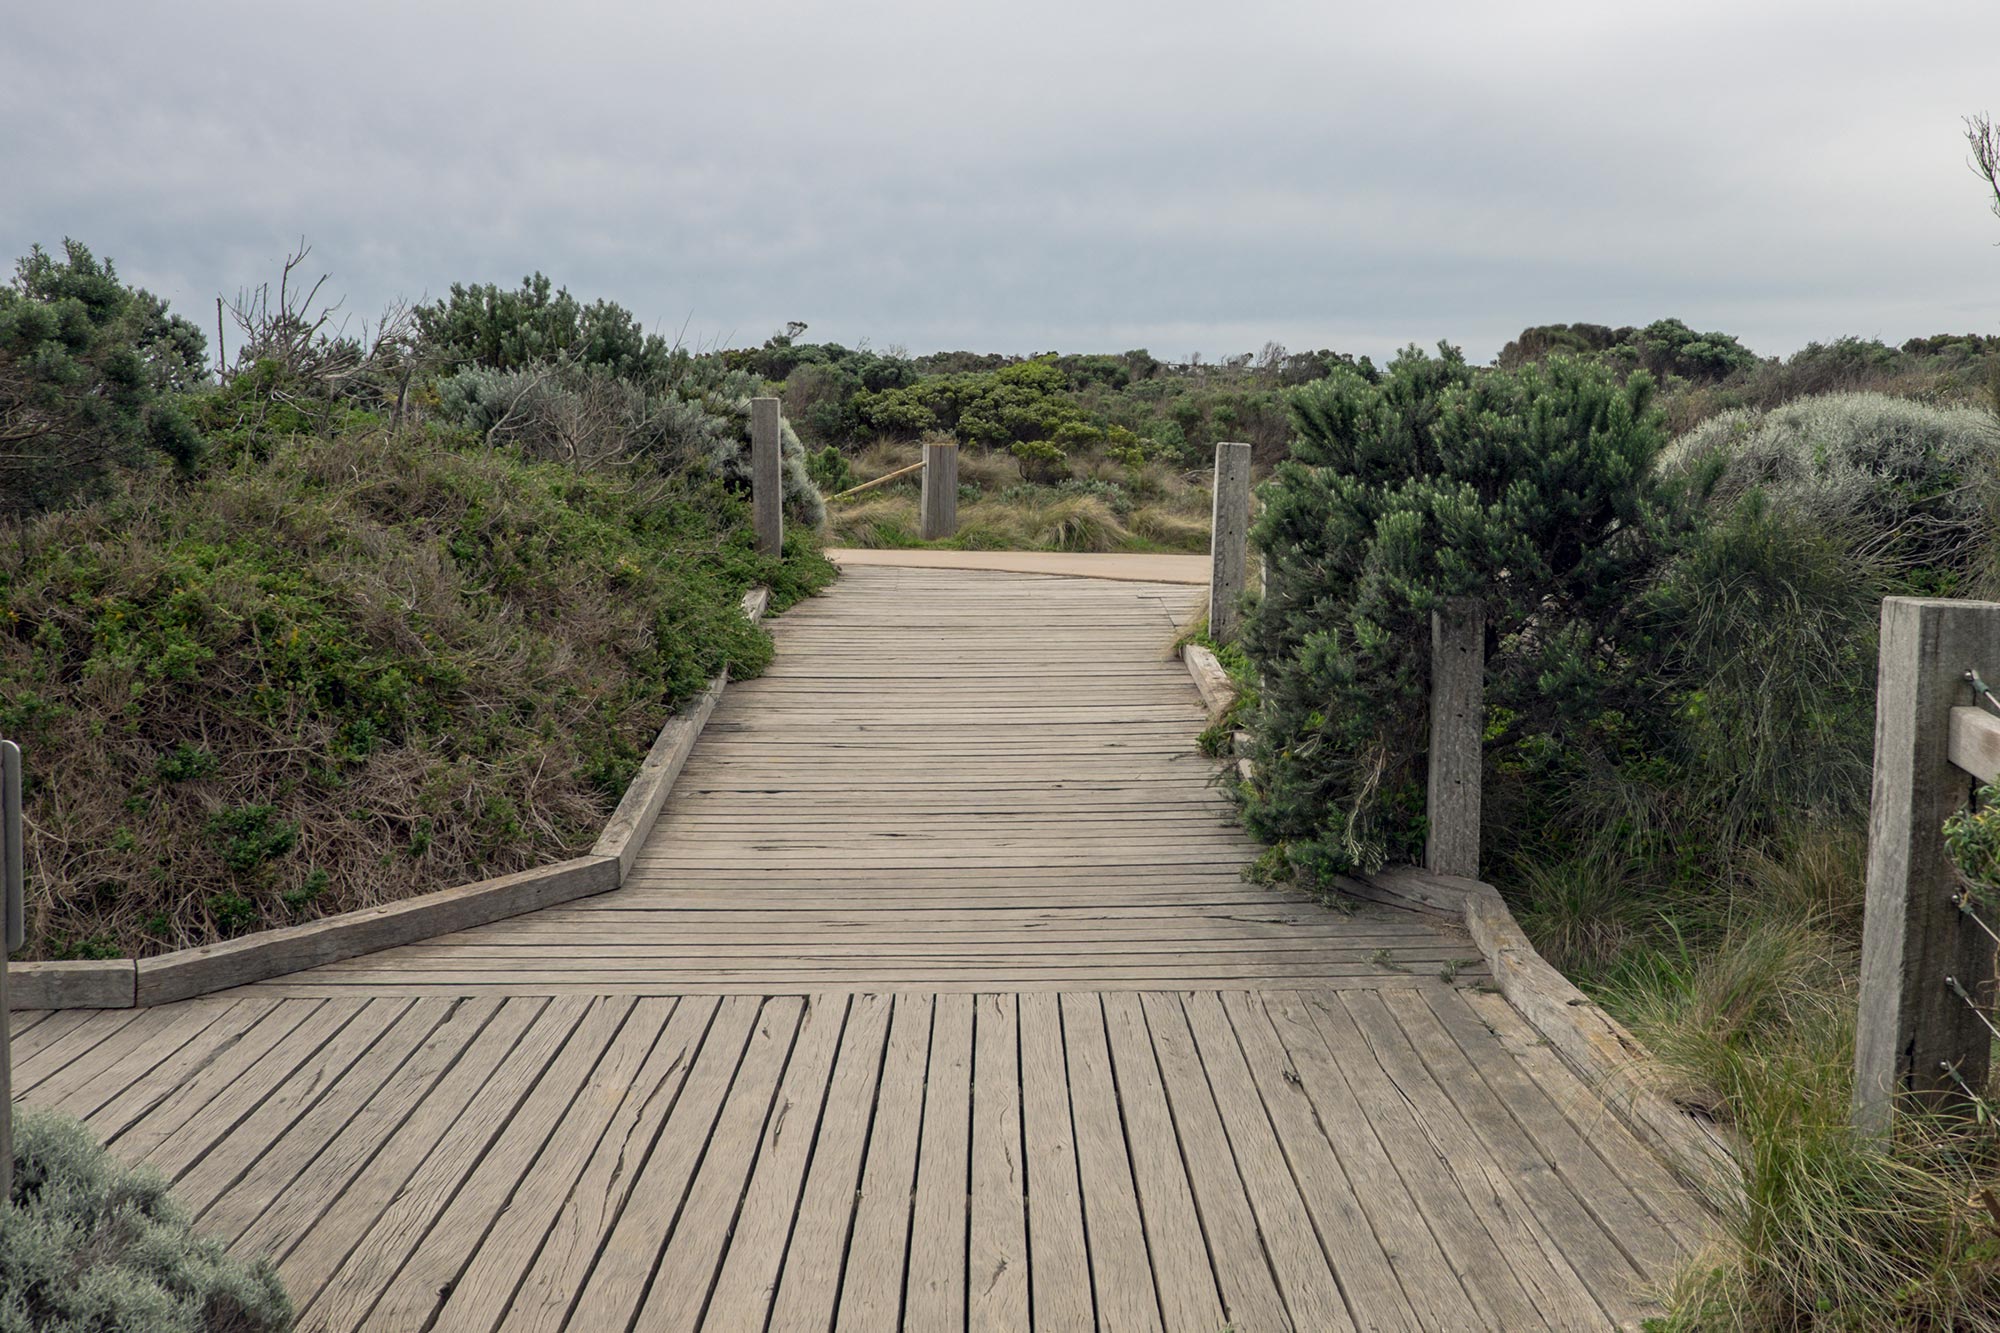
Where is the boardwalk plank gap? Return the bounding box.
[15,566,1706,1329]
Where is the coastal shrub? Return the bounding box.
[0,241,206,516]
[0,1109,292,1332]
[1239,346,1674,880]
[0,426,833,955]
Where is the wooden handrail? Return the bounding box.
[828,459,924,503]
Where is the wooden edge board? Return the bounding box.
[133,855,621,1006]
[1179,642,1236,719]
[596,579,768,875]
[1357,864,1746,1216]
[6,960,137,1011]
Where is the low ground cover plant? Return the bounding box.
[1,1109,292,1331]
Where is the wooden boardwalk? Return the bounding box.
[13,567,1709,1330]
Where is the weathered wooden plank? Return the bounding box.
[635,996,807,1332]
[1137,992,1291,1332]
[167,997,415,1212]
[104,999,325,1158]
[1375,987,1649,1324]
[1181,642,1236,718]
[19,998,235,1113]
[563,995,762,1330]
[906,992,974,1328]
[307,996,624,1333]
[699,994,849,1333]
[1179,992,1355,1331]
[768,993,893,1329]
[1343,990,1613,1327]
[278,996,572,1314]
[591,676,722,881]
[1060,992,1165,1332]
[1216,991,1423,1333]
[1098,994,1227,1333]
[968,993,1030,1331]
[1259,992,1483,1329]
[419,996,679,1333]
[217,997,512,1256]
[496,996,722,1333]
[5,959,135,1009]
[1020,991,1096,1328]
[836,992,936,1329]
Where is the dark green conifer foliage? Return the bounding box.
[0,240,206,516]
[1241,345,1674,880]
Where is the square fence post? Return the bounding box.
[1208,441,1252,644]
[920,440,958,541]
[1853,597,2000,1138]
[1425,599,1484,880]
[751,397,783,556]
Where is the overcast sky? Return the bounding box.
[4,0,1997,364]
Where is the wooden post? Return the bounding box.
[1,739,18,1201]
[1854,597,2000,1138]
[921,440,958,541]
[751,397,783,556]
[1425,599,1484,880]
[1208,441,1251,643]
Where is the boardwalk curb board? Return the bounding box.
[10,586,771,1009]
[6,958,136,1008]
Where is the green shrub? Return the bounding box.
[1240,345,1674,880]
[1,427,833,955]
[0,241,207,517]
[1,1109,293,1332]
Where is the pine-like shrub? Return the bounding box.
[1,1109,292,1332]
[0,241,207,517]
[1240,345,1675,881]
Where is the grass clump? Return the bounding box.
[1,1109,292,1331]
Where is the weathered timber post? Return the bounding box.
[1425,599,1484,880]
[1854,597,2000,1138]
[1208,441,1252,643]
[920,439,958,541]
[751,396,783,556]
[1,738,21,1200]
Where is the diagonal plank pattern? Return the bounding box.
[14,566,1709,1329]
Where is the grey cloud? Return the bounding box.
[3,0,1996,364]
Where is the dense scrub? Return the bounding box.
[1235,347,2000,1326]
[0,246,832,957]
[2,1109,292,1331]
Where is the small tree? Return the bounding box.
[1240,345,1674,879]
